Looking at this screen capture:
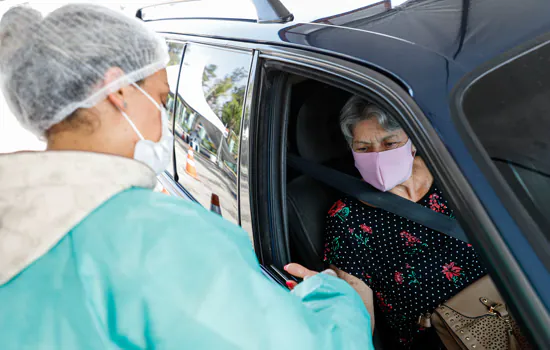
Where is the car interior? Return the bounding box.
[255,64,534,348]
[286,79,354,271]
[283,76,396,348]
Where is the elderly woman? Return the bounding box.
[323,96,487,349]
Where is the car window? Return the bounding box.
[171,43,252,225]
[461,41,550,237]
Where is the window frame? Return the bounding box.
[448,36,550,347]
[449,34,550,270]
[249,64,293,267]
[160,39,197,201]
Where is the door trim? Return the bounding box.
[239,50,261,248]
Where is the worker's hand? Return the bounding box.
[284,263,375,333]
[283,263,336,290]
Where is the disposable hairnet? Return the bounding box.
[0,4,169,136]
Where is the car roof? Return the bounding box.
[144,0,550,72]
[330,0,550,71]
[143,0,550,128]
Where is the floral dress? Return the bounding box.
[324,184,486,349]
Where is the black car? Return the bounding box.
[143,0,550,348]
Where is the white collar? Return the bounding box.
[0,151,156,285]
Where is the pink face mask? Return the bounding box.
[352,139,415,192]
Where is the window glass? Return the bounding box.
[462,41,550,236]
[172,43,252,225]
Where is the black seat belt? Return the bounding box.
[287,154,469,243]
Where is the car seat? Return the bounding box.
[286,85,388,349]
[286,86,352,271]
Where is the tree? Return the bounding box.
[229,67,247,83]
[204,67,248,114]
[167,43,184,66]
[221,85,246,136]
[202,64,218,86]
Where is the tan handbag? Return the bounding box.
[418,275,531,350]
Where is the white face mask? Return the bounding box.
[119,83,174,175]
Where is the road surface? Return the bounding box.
[173,136,240,226]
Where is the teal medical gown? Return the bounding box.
[0,188,373,349]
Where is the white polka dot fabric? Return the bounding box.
[324,185,486,349]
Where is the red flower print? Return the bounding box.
[363,273,373,285]
[323,243,330,261]
[394,271,404,284]
[442,262,462,281]
[405,263,411,269]
[328,200,350,222]
[399,231,428,255]
[400,231,422,247]
[360,224,373,234]
[398,338,411,345]
[400,231,428,255]
[328,200,346,217]
[467,244,473,248]
[429,193,448,213]
[375,292,393,312]
[324,237,341,263]
[350,228,374,250]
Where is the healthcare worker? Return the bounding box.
[0,4,374,349]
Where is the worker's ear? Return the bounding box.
[104,67,129,111]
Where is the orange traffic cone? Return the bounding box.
[210,193,222,216]
[185,148,198,179]
[154,182,171,195]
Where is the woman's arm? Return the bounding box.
[96,196,374,350]
[332,266,376,333]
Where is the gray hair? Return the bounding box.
[339,96,401,146]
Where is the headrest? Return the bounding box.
[296,87,350,163]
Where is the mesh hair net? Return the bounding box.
[0,4,169,136]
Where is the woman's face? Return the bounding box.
[124,69,170,142]
[352,117,409,153]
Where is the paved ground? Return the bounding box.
[173,136,240,226]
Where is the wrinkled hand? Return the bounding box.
[330,265,375,333]
[284,263,375,333]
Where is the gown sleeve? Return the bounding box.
[86,191,374,350]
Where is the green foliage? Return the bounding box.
[201,139,217,153]
[202,64,218,85]
[202,66,248,115]
[167,43,184,66]
[221,85,245,136]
